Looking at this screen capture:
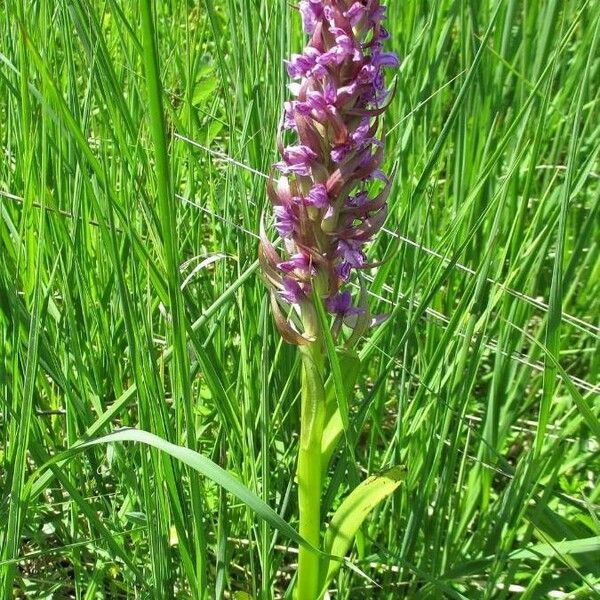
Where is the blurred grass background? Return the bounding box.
[0,0,599,598]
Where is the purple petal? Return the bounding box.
[317,31,361,66]
[326,291,356,315]
[351,118,371,144]
[337,239,365,267]
[376,26,391,41]
[281,277,304,304]
[344,2,366,26]
[324,78,337,103]
[274,205,296,238]
[323,5,335,24]
[284,145,317,164]
[283,101,297,129]
[296,101,314,116]
[374,71,386,90]
[331,143,352,163]
[276,145,318,176]
[279,253,312,274]
[372,52,400,68]
[274,161,311,177]
[299,0,324,34]
[299,88,336,118]
[317,48,343,67]
[337,262,352,281]
[337,81,360,103]
[368,5,387,26]
[285,48,320,79]
[307,183,329,208]
[357,64,377,84]
[330,29,362,61]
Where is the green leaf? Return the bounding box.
[32,428,319,556]
[509,323,600,441]
[446,536,600,578]
[192,75,218,106]
[204,120,223,146]
[321,350,362,476]
[319,466,405,591]
[509,536,600,560]
[313,293,351,443]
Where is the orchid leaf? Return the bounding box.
[319,466,405,592]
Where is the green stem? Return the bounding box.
[296,342,326,600]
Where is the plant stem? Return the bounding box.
[296,342,326,600]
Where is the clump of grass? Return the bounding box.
[1,1,599,598]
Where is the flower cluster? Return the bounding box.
[260,0,398,345]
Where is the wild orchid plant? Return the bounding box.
[259,1,402,596]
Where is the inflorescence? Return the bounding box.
[260,0,398,346]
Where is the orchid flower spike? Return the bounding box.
[259,0,398,346]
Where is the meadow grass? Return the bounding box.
[1,0,599,598]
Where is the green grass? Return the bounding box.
[1,0,599,598]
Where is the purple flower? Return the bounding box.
[286,48,321,79]
[331,143,352,163]
[281,277,304,304]
[286,145,318,163]
[279,253,313,275]
[299,0,323,34]
[326,291,365,317]
[377,26,391,41]
[317,46,347,67]
[283,101,298,129]
[307,183,329,208]
[368,4,387,26]
[295,101,314,117]
[372,52,400,69]
[336,261,352,282]
[374,71,386,91]
[323,5,335,25]
[337,81,359,103]
[325,38,360,65]
[330,28,363,62]
[351,118,371,145]
[357,64,378,84]
[298,83,337,120]
[344,2,366,26]
[275,145,318,176]
[337,239,366,267]
[274,205,296,238]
